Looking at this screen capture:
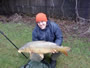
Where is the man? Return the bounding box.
[32,12,63,68]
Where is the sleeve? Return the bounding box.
[54,24,63,46]
[32,28,39,41]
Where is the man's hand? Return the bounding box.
[52,46,63,53]
[52,49,58,53]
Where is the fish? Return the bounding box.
[18,41,71,61]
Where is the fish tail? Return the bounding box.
[59,47,71,56]
[62,50,68,56]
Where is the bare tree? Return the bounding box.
[75,0,90,24]
[61,0,65,18]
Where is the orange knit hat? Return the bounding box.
[36,13,47,23]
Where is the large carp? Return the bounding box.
[18,41,70,61]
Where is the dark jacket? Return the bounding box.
[32,20,63,46]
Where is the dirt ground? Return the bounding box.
[0,13,90,41]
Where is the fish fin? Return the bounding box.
[39,54,44,59]
[60,47,71,56]
[30,53,44,62]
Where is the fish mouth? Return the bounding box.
[18,50,21,53]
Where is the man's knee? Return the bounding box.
[51,52,61,60]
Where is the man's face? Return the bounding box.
[37,21,47,29]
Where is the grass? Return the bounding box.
[0,22,90,68]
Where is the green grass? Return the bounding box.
[0,22,90,68]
